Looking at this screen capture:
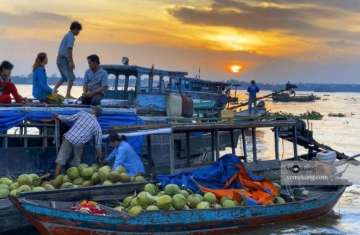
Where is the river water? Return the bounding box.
[5,86,360,235]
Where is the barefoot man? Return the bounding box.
[53,21,82,99]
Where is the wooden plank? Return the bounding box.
[252,128,257,162]
[241,129,247,162]
[274,127,279,160]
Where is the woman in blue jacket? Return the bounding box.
[32,53,63,104]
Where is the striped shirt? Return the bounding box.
[58,111,102,149]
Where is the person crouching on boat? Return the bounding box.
[247,80,259,114]
[104,133,145,176]
[0,61,24,104]
[32,53,64,104]
[54,106,103,176]
[81,54,108,106]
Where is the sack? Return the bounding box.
[46,93,64,104]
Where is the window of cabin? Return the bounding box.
[152,75,160,93]
[128,75,137,91]
[108,74,116,90]
[140,75,149,93]
[117,75,126,91]
[163,76,170,90]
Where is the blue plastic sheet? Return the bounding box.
[157,154,264,193]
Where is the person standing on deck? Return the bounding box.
[0,61,24,104]
[104,133,145,176]
[81,54,108,105]
[247,80,259,114]
[53,21,82,99]
[54,106,103,176]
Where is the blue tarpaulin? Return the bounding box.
[0,107,144,154]
[157,154,264,193]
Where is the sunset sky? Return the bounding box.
[1,0,360,83]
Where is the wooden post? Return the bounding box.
[169,132,175,174]
[114,73,119,91]
[211,130,215,162]
[230,129,236,155]
[215,131,220,161]
[241,129,247,162]
[124,75,129,93]
[252,128,257,162]
[274,127,279,160]
[24,123,28,148]
[147,135,152,163]
[186,132,191,166]
[55,119,60,154]
[293,125,298,160]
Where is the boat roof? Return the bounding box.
[102,64,188,77]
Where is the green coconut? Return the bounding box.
[98,166,111,182]
[32,186,46,192]
[29,174,41,186]
[157,191,166,197]
[0,188,9,198]
[81,180,92,187]
[123,195,135,208]
[157,195,172,210]
[72,177,84,186]
[196,201,210,209]
[66,167,80,180]
[78,163,89,171]
[144,183,157,195]
[134,175,146,183]
[146,205,159,211]
[274,196,286,204]
[0,184,9,190]
[128,206,143,216]
[81,167,95,180]
[16,185,31,193]
[62,175,71,184]
[116,166,127,174]
[213,203,222,209]
[102,180,113,186]
[137,192,155,209]
[222,199,237,208]
[180,190,190,198]
[172,194,187,210]
[164,184,180,196]
[203,192,217,204]
[9,182,19,191]
[220,196,231,204]
[130,198,139,208]
[108,171,121,183]
[0,177,13,186]
[10,189,17,197]
[51,175,64,188]
[17,174,32,186]
[119,173,131,183]
[90,164,99,171]
[91,172,101,185]
[42,183,55,191]
[61,182,74,189]
[114,205,125,212]
[187,194,202,208]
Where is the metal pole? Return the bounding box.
[55,119,60,154]
[274,127,279,160]
[211,130,215,162]
[241,129,247,162]
[252,128,257,162]
[169,132,175,174]
[293,125,298,160]
[215,131,220,161]
[230,129,236,155]
[186,132,191,166]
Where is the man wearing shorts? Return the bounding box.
[53,21,82,99]
[54,106,103,176]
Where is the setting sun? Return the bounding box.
[230,65,242,73]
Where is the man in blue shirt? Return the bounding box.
[81,54,108,105]
[247,80,260,114]
[105,133,145,176]
[53,21,82,99]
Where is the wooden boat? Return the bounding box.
[0,182,148,233]
[10,185,347,235]
[272,93,318,102]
